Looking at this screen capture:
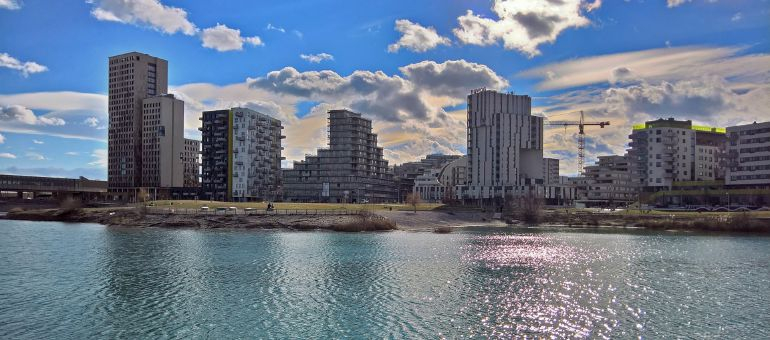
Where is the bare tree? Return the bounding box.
[405,193,421,213]
[505,191,544,224]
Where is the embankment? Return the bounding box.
[2,208,397,232]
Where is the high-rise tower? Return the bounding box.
[107,52,168,200]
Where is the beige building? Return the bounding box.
[628,118,725,189]
[140,94,184,188]
[108,52,168,200]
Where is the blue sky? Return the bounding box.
[1,0,769,179]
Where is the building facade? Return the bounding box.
[182,138,200,188]
[577,155,637,206]
[140,94,184,189]
[200,108,284,202]
[543,158,560,186]
[726,121,770,186]
[393,154,462,202]
[107,52,168,200]
[462,89,544,202]
[628,118,725,189]
[283,109,395,203]
[231,108,284,201]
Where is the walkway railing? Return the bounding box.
[144,207,368,216]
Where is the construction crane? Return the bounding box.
[546,111,610,175]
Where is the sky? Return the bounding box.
[0,0,769,180]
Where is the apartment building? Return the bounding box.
[412,156,468,202]
[200,108,284,202]
[543,158,560,186]
[107,52,168,200]
[628,118,724,189]
[578,155,637,206]
[462,89,544,202]
[393,154,462,202]
[182,138,200,187]
[140,94,184,188]
[283,109,396,203]
[726,121,770,186]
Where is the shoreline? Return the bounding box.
[2,206,770,233]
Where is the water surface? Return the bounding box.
[0,220,768,338]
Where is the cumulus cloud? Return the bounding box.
[170,59,507,165]
[248,59,507,124]
[300,53,334,63]
[399,59,509,98]
[65,152,79,156]
[0,52,48,77]
[453,0,599,57]
[0,153,16,159]
[0,105,65,126]
[83,117,99,127]
[201,24,263,52]
[0,0,20,10]
[88,0,197,35]
[0,132,4,144]
[519,46,770,90]
[32,139,43,144]
[388,19,451,53]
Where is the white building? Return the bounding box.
[628,118,725,189]
[140,94,184,188]
[726,121,770,186]
[231,108,284,201]
[543,158,560,185]
[413,156,468,202]
[463,89,544,202]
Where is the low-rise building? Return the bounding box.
[579,155,637,207]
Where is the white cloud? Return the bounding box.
[519,46,770,90]
[0,152,16,159]
[26,152,46,161]
[84,117,99,127]
[388,19,451,53]
[0,52,48,77]
[0,105,65,126]
[453,0,600,57]
[667,0,690,8]
[201,24,263,52]
[0,132,4,144]
[88,0,197,35]
[266,23,285,33]
[65,152,79,156]
[300,53,334,63]
[32,139,43,144]
[731,12,742,22]
[89,149,108,168]
[0,0,20,10]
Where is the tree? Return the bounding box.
[405,193,421,213]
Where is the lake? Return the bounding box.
[0,220,768,338]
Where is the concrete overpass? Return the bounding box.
[0,174,107,201]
